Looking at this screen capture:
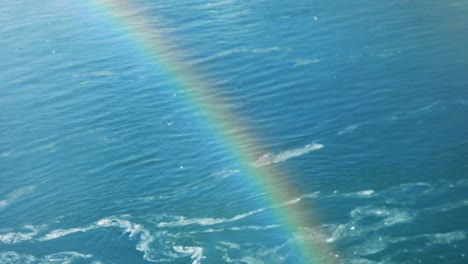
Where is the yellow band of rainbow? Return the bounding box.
[88,1,335,262]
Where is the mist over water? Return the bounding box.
[1,0,467,263]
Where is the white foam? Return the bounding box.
[202,0,238,9]
[217,240,289,264]
[251,143,323,167]
[196,47,284,63]
[347,258,380,264]
[332,190,375,199]
[293,58,321,67]
[350,238,388,256]
[274,192,319,208]
[338,124,358,135]
[138,196,157,202]
[283,197,301,206]
[326,224,347,243]
[96,217,155,262]
[387,101,444,122]
[73,70,116,78]
[38,217,155,263]
[115,195,167,205]
[0,251,92,264]
[211,169,240,179]
[215,47,283,57]
[423,199,468,214]
[0,186,36,210]
[0,251,36,263]
[322,180,468,260]
[0,225,40,244]
[416,101,441,112]
[327,206,414,243]
[91,70,115,77]
[219,241,241,249]
[238,257,265,264]
[44,251,93,262]
[39,226,95,241]
[187,224,279,235]
[173,246,204,264]
[350,206,414,227]
[424,231,467,246]
[158,209,264,228]
[390,182,434,194]
[228,225,279,231]
[357,190,375,196]
[380,181,468,208]
[388,231,467,247]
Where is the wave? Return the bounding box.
[422,231,467,246]
[36,217,155,262]
[157,208,264,228]
[273,192,319,209]
[90,70,115,77]
[346,230,468,260]
[319,179,468,263]
[211,169,240,179]
[6,179,465,263]
[228,224,279,231]
[157,194,318,229]
[216,239,294,264]
[337,124,358,135]
[293,58,321,67]
[0,185,36,210]
[189,224,280,235]
[0,225,39,244]
[251,143,323,167]
[96,217,155,261]
[37,217,204,263]
[387,100,448,122]
[1,152,11,158]
[196,47,284,63]
[44,252,93,262]
[0,251,36,264]
[329,179,468,206]
[173,246,203,264]
[349,239,389,256]
[326,206,415,243]
[72,70,116,78]
[0,251,92,264]
[388,231,467,246]
[327,189,375,199]
[39,226,96,241]
[422,199,468,214]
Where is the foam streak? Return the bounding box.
[251,143,323,167]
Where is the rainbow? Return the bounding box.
[87,0,335,262]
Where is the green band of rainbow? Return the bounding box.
[88,0,335,262]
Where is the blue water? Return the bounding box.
[1,0,467,263]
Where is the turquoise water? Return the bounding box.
[1,0,468,263]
